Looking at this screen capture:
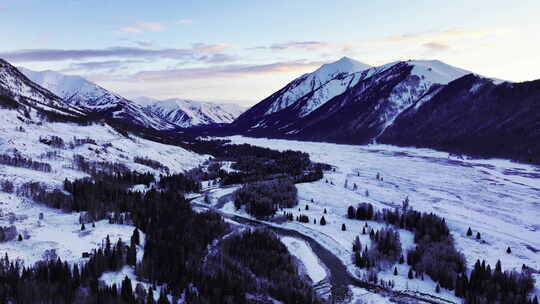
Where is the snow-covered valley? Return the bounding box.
[216,136,540,303]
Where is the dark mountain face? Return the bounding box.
[379,75,540,163]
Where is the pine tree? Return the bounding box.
[157,291,169,304]
[323,208,327,214]
[121,275,134,302]
[467,227,473,236]
[131,228,140,246]
[532,296,538,304]
[347,206,355,219]
[18,234,22,241]
[127,244,137,266]
[495,260,502,273]
[341,223,346,231]
[399,254,405,264]
[506,246,512,254]
[394,267,398,276]
[435,283,441,293]
[362,227,366,235]
[92,222,95,228]
[408,268,414,279]
[305,204,309,210]
[476,232,481,240]
[146,288,155,304]
[320,216,326,226]
[81,223,86,231]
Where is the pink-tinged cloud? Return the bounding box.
[253,41,329,51]
[116,21,164,34]
[0,45,234,62]
[423,41,450,51]
[131,60,325,81]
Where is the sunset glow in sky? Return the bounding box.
[1,0,539,105]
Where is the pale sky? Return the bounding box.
[1,0,539,105]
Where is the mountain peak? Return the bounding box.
[315,57,371,77]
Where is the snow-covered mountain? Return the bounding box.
[233,57,370,128]
[0,59,85,119]
[231,58,473,141]
[138,97,246,128]
[19,68,176,131]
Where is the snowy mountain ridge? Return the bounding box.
[139,97,246,128]
[19,67,178,131]
[231,58,476,141]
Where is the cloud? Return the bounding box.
[252,41,329,51]
[131,60,324,81]
[423,42,450,51]
[61,60,142,73]
[192,43,234,53]
[0,44,234,62]
[116,21,164,34]
[177,19,193,24]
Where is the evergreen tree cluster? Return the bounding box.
[349,202,536,302]
[0,234,136,303]
[198,229,321,304]
[347,203,375,220]
[353,227,402,269]
[234,178,298,218]
[458,260,535,304]
[157,172,201,193]
[134,156,170,173]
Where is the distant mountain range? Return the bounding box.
[134,97,245,128]
[228,57,540,163]
[18,68,246,129]
[2,56,539,164]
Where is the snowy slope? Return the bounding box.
[144,98,246,128]
[0,104,207,266]
[0,59,85,117]
[265,56,371,115]
[19,67,176,131]
[232,57,371,129]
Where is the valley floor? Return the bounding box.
[214,136,540,303]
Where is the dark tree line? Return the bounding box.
[234,178,298,218]
[158,172,201,193]
[459,260,535,304]
[134,156,169,173]
[0,153,52,172]
[0,233,137,303]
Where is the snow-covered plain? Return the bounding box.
[224,136,540,302]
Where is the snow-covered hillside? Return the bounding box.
[19,67,177,131]
[141,97,246,128]
[0,104,206,265]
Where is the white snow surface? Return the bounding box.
[280,236,327,284]
[224,136,540,301]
